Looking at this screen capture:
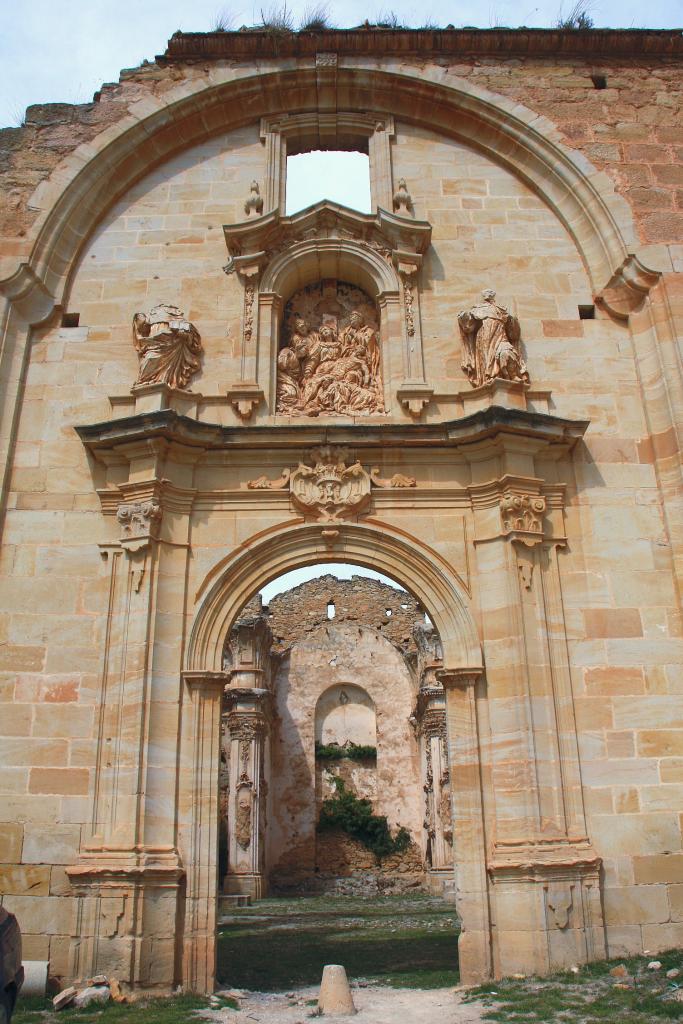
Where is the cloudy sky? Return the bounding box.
[1,0,682,128]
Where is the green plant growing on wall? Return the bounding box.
[315,741,377,762]
[317,776,411,861]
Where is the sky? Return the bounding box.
[1,0,682,128]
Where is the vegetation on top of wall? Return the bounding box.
[315,741,377,762]
[317,776,411,860]
[227,1,606,34]
[555,0,595,29]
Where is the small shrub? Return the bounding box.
[260,3,295,33]
[556,0,594,29]
[315,741,377,762]
[317,776,411,860]
[300,3,334,30]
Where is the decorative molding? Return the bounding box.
[369,467,416,488]
[500,491,547,545]
[396,383,435,418]
[116,499,162,552]
[436,667,482,689]
[226,383,264,420]
[245,446,419,519]
[594,253,661,320]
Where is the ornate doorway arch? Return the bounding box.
[181,520,485,992]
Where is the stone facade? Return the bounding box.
[0,25,682,995]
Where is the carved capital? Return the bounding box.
[500,491,547,545]
[116,499,161,552]
[436,667,482,690]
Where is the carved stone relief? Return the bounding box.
[458,289,528,388]
[245,444,416,521]
[276,280,385,416]
[235,784,253,850]
[116,500,161,551]
[131,304,202,390]
[244,180,264,217]
[393,177,413,215]
[500,492,547,537]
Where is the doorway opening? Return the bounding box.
[216,562,460,991]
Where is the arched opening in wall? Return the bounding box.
[216,561,458,992]
[286,151,372,215]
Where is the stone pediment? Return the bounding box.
[223,200,432,277]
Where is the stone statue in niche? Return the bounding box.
[132,303,202,390]
[276,281,385,416]
[458,289,529,388]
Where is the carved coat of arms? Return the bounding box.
[290,446,371,521]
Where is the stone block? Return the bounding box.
[22,825,81,864]
[29,768,89,796]
[0,823,23,862]
[2,895,71,935]
[603,884,670,925]
[0,865,50,895]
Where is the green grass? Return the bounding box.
[467,949,683,1023]
[217,893,459,991]
[13,993,238,1024]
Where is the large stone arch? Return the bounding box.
[181,518,486,992]
[187,519,482,674]
[14,63,640,302]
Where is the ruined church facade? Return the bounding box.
[1,27,683,994]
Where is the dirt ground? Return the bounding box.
[212,984,486,1024]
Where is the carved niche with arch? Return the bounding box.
[223,113,435,420]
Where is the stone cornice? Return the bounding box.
[161,28,683,63]
[223,200,432,271]
[75,405,588,461]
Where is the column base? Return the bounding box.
[66,851,184,990]
[224,873,266,899]
[426,867,456,902]
[488,843,606,977]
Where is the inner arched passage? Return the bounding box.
[214,554,464,991]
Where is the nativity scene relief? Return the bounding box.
[276,281,385,416]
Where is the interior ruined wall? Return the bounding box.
[267,622,421,889]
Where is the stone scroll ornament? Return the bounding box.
[132,304,203,390]
[276,281,385,417]
[246,445,415,522]
[458,289,529,388]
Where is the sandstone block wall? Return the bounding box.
[0,28,682,987]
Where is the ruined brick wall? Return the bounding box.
[266,622,423,891]
[264,575,427,655]
[1,37,682,254]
